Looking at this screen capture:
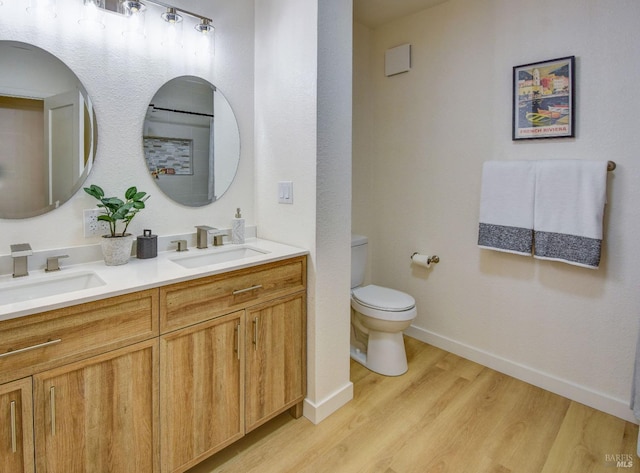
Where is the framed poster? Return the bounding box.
[512,56,575,140]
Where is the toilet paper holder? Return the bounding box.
[410,252,440,265]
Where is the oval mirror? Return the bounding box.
[143,76,240,207]
[0,41,98,219]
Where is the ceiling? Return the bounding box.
[353,0,448,28]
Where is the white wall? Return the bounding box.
[0,0,255,251]
[254,0,354,423]
[353,0,640,422]
[314,0,354,421]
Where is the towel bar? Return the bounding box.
[607,161,616,171]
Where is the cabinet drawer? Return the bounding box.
[0,289,158,385]
[161,256,306,333]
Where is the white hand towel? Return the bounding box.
[478,160,536,256]
[533,160,608,268]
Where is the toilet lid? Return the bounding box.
[351,285,415,312]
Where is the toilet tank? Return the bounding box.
[351,234,368,289]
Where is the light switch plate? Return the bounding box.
[278,181,293,204]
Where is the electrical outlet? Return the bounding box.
[83,209,103,237]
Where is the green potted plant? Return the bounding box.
[84,184,150,265]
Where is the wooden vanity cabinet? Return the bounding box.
[160,256,307,333]
[0,378,34,473]
[0,289,159,473]
[0,254,306,473]
[33,339,159,473]
[0,289,159,386]
[160,311,244,473]
[245,292,306,432]
[159,256,307,473]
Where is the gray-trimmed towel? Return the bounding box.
[533,160,608,269]
[478,160,536,256]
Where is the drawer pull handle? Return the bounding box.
[50,386,56,436]
[235,323,240,360]
[253,317,259,351]
[232,284,263,295]
[0,338,62,358]
[10,400,16,453]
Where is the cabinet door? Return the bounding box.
[160,311,244,473]
[0,378,34,473]
[245,292,306,432]
[33,339,159,473]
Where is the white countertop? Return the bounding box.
[0,238,308,321]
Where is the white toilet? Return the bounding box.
[350,234,417,376]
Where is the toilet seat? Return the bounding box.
[351,285,416,321]
[352,285,415,311]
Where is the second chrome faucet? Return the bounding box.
[10,243,33,278]
[195,226,225,249]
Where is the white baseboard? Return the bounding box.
[303,381,354,424]
[405,325,637,424]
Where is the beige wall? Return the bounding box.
[353,0,640,421]
[352,22,374,288]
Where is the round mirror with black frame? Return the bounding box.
[0,41,98,219]
[143,76,240,207]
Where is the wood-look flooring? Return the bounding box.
[188,336,640,473]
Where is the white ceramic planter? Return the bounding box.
[101,234,134,266]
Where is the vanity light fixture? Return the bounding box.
[79,0,106,29]
[78,0,214,49]
[160,7,182,47]
[195,18,213,34]
[122,0,146,13]
[160,6,181,24]
[194,18,214,56]
[122,0,146,38]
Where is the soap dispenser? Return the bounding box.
[232,208,245,244]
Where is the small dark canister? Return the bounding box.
[137,229,157,259]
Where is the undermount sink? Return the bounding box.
[170,245,270,269]
[0,271,106,305]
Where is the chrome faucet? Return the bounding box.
[212,233,224,247]
[171,240,189,252]
[195,226,217,249]
[45,255,69,272]
[10,243,33,278]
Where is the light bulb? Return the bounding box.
[78,0,105,29]
[161,7,182,24]
[160,8,183,48]
[194,20,214,56]
[122,0,146,38]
